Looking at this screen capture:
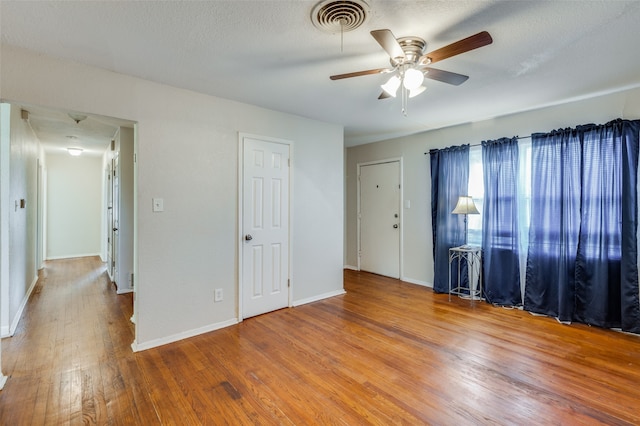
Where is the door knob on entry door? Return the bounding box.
[393,224,398,229]
[245,234,253,241]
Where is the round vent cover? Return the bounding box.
[311,0,370,33]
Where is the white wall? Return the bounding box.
[0,104,10,335]
[0,44,344,350]
[0,104,41,336]
[346,86,640,287]
[46,152,103,259]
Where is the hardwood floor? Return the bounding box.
[1,257,640,425]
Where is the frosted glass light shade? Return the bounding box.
[452,196,479,214]
[67,147,83,156]
[409,85,426,98]
[403,68,424,90]
[381,75,401,97]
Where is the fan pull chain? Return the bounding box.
[339,18,346,53]
[401,85,408,117]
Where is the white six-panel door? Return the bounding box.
[359,161,401,279]
[241,136,290,319]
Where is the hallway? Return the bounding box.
[0,257,136,424]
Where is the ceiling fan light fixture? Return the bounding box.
[403,68,424,90]
[381,75,401,97]
[409,85,427,98]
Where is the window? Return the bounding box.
[466,141,531,249]
[467,146,483,246]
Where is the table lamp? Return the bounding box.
[452,196,479,248]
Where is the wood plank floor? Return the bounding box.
[1,257,640,425]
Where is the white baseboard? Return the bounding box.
[401,276,432,288]
[3,274,39,337]
[293,289,346,307]
[116,287,133,295]
[131,318,239,352]
[0,375,7,390]
[45,253,101,261]
[132,289,346,352]
[343,268,432,289]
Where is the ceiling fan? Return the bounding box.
[330,29,493,113]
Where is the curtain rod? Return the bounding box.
[424,135,531,155]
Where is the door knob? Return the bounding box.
[245,234,253,241]
[393,224,398,229]
[113,228,118,232]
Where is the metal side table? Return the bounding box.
[448,246,482,303]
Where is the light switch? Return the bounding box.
[404,199,411,209]
[152,198,164,212]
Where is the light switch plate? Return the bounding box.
[152,198,164,212]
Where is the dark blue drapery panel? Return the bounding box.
[524,129,581,321]
[481,137,522,306]
[430,145,469,293]
[525,119,640,333]
[619,120,640,333]
[573,120,640,332]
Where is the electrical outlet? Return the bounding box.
[214,288,223,302]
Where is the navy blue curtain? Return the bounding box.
[573,121,640,332]
[481,137,522,306]
[430,145,469,293]
[525,119,640,333]
[524,128,581,321]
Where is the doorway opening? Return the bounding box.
[0,101,138,372]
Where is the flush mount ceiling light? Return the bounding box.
[66,135,83,156]
[68,112,87,124]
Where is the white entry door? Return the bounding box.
[242,137,290,319]
[359,161,400,279]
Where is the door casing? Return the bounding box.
[111,153,119,283]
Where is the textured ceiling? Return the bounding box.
[16,104,133,157]
[2,0,640,150]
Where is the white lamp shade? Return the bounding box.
[403,68,424,90]
[452,196,479,214]
[381,75,401,97]
[409,85,426,98]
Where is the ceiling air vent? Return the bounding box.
[311,0,370,33]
